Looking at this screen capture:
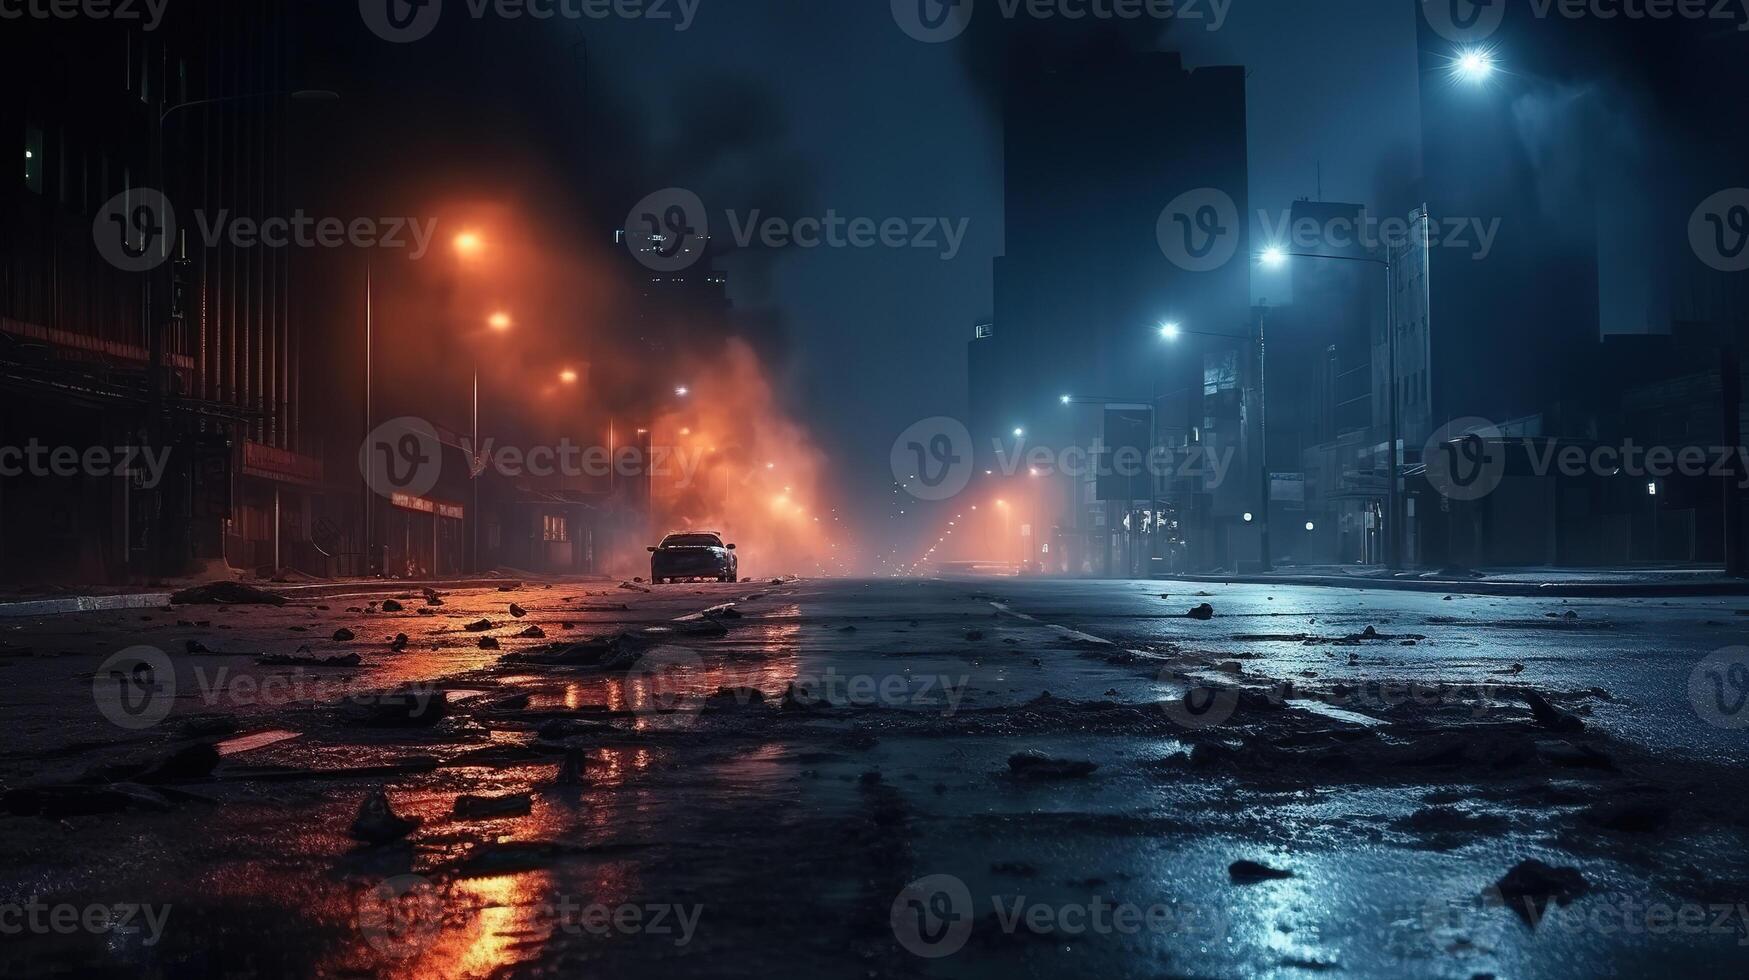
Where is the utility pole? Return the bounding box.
[1724,346,1743,575]
[1385,255,1402,570]
[1255,306,1272,572]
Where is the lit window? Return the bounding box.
[543,515,568,542]
[23,125,42,194]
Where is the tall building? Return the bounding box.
[1,2,334,583]
[969,49,1252,574]
[1408,1,1749,567]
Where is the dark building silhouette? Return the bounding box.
[969,50,1252,574]
[1408,1,1749,567]
[0,2,328,583]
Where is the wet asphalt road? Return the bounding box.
[2,576,1748,978]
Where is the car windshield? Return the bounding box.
[662,534,722,548]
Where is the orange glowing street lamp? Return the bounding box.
[558,369,579,385]
[454,231,484,257]
[487,311,512,331]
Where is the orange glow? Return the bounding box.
[487,311,512,331]
[558,369,578,384]
[454,231,483,256]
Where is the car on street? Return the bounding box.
[648,531,739,583]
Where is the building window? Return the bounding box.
[23,125,43,193]
[543,515,569,542]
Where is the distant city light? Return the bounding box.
[558,369,578,384]
[454,231,483,256]
[1260,246,1286,267]
[488,311,512,331]
[675,385,690,397]
[1012,427,1025,438]
[1160,321,1181,339]
[1060,394,1072,405]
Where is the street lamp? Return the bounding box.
[559,369,579,385]
[1455,48,1496,83]
[487,311,512,331]
[1260,246,1287,268]
[675,385,691,398]
[1012,427,1025,438]
[1159,321,1182,340]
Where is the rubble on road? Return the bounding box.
[257,652,361,668]
[1521,689,1585,733]
[502,632,650,669]
[349,789,419,845]
[170,582,286,606]
[1488,858,1589,924]
[340,691,449,727]
[1581,799,1670,834]
[550,747,593,787]
[1229,859,1294,883]
[2,781,173,817]
[1005,750,1098,780]
[453,792,534,820]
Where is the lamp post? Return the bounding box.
[1259,210,1429,570]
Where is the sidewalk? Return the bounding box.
[1151,564,1749,597]
[0,572,615,618]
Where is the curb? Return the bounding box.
[0,577,553,619]
[1150,573,1749,598]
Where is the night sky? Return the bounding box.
[580,1,1422,549]
[307,0,1426,559]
